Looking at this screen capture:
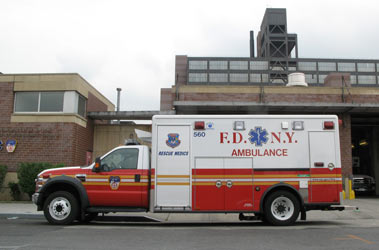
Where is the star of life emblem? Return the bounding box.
[248,127,268,147]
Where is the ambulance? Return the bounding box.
[32,115,347,226]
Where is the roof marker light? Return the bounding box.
[194,121,205,130]
[292,121,304,130]
[234,121,245,131]
[281,121,289,130]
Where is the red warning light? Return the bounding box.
[323,121,334,130]
[194,121,205,130]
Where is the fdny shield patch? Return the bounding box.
[166,133,181,148]
[5,139,17,153]
[109,176,121,190]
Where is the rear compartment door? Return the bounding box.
[309,131,339,203]
[224,158,254,211]
[193,158,253,211]
[155,125,191,208]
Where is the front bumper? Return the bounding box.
[32,193,39,205]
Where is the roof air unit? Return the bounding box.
[286,72,308,87]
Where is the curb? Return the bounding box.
[0,213,44,219]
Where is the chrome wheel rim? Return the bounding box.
[271,196,294,221]
[49,197,71,221]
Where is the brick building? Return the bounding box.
[160,8,379,194]
[0,73,114,172]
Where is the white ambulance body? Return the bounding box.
[151,115,343,225]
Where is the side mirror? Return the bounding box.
[93,157,102,172]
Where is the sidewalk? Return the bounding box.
[0,198,377,223]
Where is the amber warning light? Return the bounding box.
[323,121,334,130]
[194,121,205,130]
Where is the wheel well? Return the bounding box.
[42,183,81,208]
[260,186,304,213]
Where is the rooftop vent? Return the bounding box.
[286,72,308,87]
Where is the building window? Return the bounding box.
[209,61,228,70]
[230,74,248,82]
[209,73,228,83]
[15,92,64,113]
[357,63,375,72]
[305,74,317,84]
[40,92,64,112]
[230,61,248,70]
[262,74,269,82]
[188,73,207,82]
[338,62,355,72]
[14,92,39,112]
[318,74,327,84]
[189,60,207,70]
[350,75,357,84]
[250,61,268,70]
[318,62,336,71]
[358,75,376,84]
[78,95,86,117]
[14,91,87,117]
[298,62,316,71]
[250,74,268,83]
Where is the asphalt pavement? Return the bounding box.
[0,197,377,226]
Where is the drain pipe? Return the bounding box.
[116,88,122,112]
[116,88,122,123]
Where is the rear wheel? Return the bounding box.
[43,191,79,225]
[264,190,300,226]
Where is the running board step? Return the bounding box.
[86,207,148,213]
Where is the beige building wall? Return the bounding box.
[93,124,152,159]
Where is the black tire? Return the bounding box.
[264,190,300,226]
[43,191,79,225]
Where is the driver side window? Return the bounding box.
[101,148,139,171]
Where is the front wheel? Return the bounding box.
[43,191,79,225]
[264,190,300,226]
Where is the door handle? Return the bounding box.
[135,174,141,182]
[314,162,324,167]
[215,180,222,188]
[226,180,233,188]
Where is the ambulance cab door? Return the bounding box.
[86,147,143,207]
[309,131,339,203]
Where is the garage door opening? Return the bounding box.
[351,125,378,196]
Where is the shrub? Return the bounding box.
[0,165,7,191]
[8,182,21,200]
[17,163,64,199]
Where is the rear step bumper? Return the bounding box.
[325,205,359,211]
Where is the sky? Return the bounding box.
[1,0,379,111]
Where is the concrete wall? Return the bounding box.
[93,124,152,160]
[0,172,28,201]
